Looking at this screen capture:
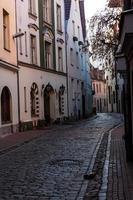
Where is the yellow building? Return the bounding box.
[0,0,19,135]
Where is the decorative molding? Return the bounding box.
[43,27,54,40]
[57,38,64,44]
[0,59,18,72]
[18,61,67,77]
[28,23,39,31]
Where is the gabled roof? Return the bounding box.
[64,0,72,20]
[90,66,105,81]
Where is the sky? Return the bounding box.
[84,0,107,19]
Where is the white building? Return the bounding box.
[64,0,92,119]
[16,0,67,130]
[0,0,19,135]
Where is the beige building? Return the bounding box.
[90,66,107,113]
[0,0,19,135]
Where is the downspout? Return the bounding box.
[15,0,21,131]
[65,21,69,118]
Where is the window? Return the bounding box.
[99,83,101,93]
[45,41,52,69]
[19,29,23,55]
[76,52,79,68]
[81,53,83,70]
[43,0,51,23]
[30,34,37,64]
[25,32,28,57]
[29,0,36,15]
[72,20,75,36]
[3,9,10,50]
[75,0,78,11]
[58,47,63,71]
[93,83,95,91]
[96,84,98,93]
[57,4,62,31]
[70,48,73,66]
[113,91,116,103]
[24,87,27,112]
[1,87,12,123]
[78,26,80,40]
[77,80,79,90]
[108,86,111,104]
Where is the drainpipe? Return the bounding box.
[65,22,69,118]
[15,0,21,131]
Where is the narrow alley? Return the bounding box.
[0,113,127,200]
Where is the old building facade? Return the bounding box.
[116,0,133,160]
[0,0,92,135]
[0,0,19,135]
[15,0,67,130]
[64,0,92,119]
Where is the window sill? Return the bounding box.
[2,121,12,125]
[28,12,37,20]
[31,114,39,118]
[57,29,63,35]
[4,48,11,53]
[43,20,52,27]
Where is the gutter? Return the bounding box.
[15,0,21,131]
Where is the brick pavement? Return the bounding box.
[107,125,133,200]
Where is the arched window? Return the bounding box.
[1,87,12,123]
[30,83,39,117]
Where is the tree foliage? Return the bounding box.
[88,1,122,69]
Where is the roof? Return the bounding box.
[79,0,86,40]
[90,67,105,82]
[64,0,72,20]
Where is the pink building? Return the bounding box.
[90,66,107,113]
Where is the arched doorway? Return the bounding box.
[1,86,12,124]
[44,83,54,124]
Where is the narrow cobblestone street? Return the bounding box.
[0,113,123,199]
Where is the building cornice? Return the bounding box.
[18,61,67,77]
[0,59,19,72]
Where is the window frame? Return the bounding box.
[3,9,10,51]
[30,34,37,65]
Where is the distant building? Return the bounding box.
[90,66,107,113]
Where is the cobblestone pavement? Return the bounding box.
[0,113,123,200]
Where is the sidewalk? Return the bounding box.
[0,115,97,155]
[107,125,133,200]
[0,127,53,155]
